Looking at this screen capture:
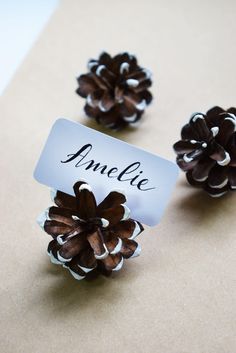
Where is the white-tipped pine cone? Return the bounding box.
[76,51,152,130]
[174,106,236,197]
[37,181,144,280]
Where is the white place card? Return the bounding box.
[34,119,178,226]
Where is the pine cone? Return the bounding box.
[173,106,236,197]
[76,51,153,130]
[37,181,144,280]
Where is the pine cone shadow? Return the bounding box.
[38,261,134,316]
[175,187,234,223]
[79,116,141,142]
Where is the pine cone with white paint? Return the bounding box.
[37,181,144,280]
[76,51,153,130]
[173,106,236,197]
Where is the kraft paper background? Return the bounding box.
[0,0,235,352]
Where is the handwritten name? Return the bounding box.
[61,144,156,191]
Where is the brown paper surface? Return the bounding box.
[0,0,236,352]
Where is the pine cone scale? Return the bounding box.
[59,235,86,260]
[121,239,140,259]
[133,80,152,93]
[74,182,97,219]
[123,92,143,110]
[94,68,116,87]
[91,72,111,91]
[48,206,75,226]
[228,168,236,188]
[87,230,108,259]
[217,118,235,146]
[111,219,143,240]
[99,205,129,226]
[96,109,122,128]
[54,190,77,209]
[191,158,215,182]
[105,237,122,254]
[206,106,224,121]
[97,191,126,210]
[99,92,115,112]
[44,220,72,238]
[228,107,236,115]
[228,141,236,166]
[67,262,86,280]
[126,70,148,81]
[77,74,98,97]
[103,254,123,271]
[181,124,199,140]
[120,100,139,119]
[78,248,97,270]
[209,142,229,164]
[189,116,212,141]
[207,164,228,188]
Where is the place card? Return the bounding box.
[34,119,178,226]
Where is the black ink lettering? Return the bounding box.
[137,179,156,191]
[130,170,143,185]
[107,167,119,178]
[61,144,156,191]
[84,160,107,174]
[61,144,92,163]
[118,162,141,182]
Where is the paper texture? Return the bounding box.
[0,0,236,352]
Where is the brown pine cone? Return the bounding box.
[173,106,236,197]
[76,51,153,130]
[37,181,144,280]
